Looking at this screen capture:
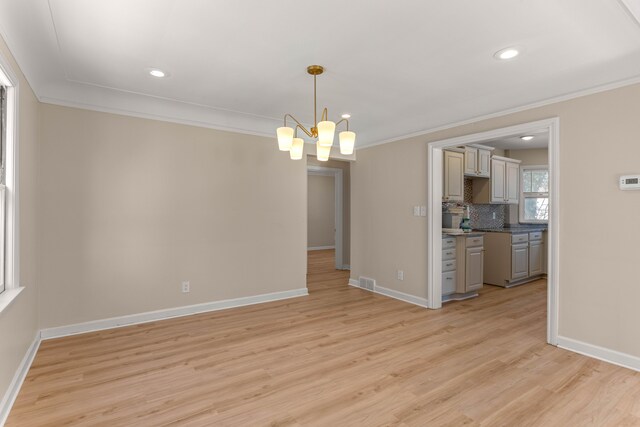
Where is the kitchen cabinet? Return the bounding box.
[443,150,464,202]
[465,246,484,291]
[505,161,520,203]
[442,234,484,301]
[472,156,521,204]
[442,236,457,296]
[511,243,529,280]
[464,147,491,178]
[528,232,543,276]
[455,235,484,294]
[483,231,546,287]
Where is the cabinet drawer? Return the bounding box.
[529,231,542,241]
[442,237,456,249]
[511,233,529,244]
[466,236,484,248]
[442,259,456,272]
[442,248,456,261]
[442,271,456,295]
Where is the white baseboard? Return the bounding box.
[307,246,335,251]
[41,288,308,340]
[557,336,640,373]
[374,285,429,308]
[0,332,41,426]
[348,279,429,308]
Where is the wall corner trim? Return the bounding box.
[557,336,640,373]
[348,279,429,308]
[40,288,309,340]
[0,331,41,426]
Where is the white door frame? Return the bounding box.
[307,165,344,270]
[427,118,560,345]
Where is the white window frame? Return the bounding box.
[0,51,22,312]
[519,165,549,224]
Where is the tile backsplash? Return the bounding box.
[443,177,506,229]
[469,204,505,229]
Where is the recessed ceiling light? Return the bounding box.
[149,69,166,78]
[341,113,351,119]
[494,47,520,60]
[520,135,534,141]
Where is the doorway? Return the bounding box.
[427,118,560,345]
[307,165,345,270]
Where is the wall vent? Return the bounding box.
[358,276,376,291]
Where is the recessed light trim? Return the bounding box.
[341,113,351,119]
[149,69,166,78]
[494,47,520,60]
[520,135,534,141]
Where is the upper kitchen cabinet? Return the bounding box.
[464,145,492,178]
[443,150,464,202]
[472,156,521,204]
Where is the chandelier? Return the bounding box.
[276,65,356,161]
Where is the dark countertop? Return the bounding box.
[474,225,547,234]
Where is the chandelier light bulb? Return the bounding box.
[339,131,356,155]
[289,138,304,160]
[277,127,294,151]
[316,141,331,161]
[317,121,336,147]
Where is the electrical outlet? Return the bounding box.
[181,281,190,293]
[492,212,496,219]
[397,270,404,281]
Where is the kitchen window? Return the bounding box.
[520,166,549,224]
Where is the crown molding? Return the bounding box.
[359,74,640,150]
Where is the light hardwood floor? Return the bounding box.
[7,249,640,426]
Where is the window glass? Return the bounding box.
[523,197,548,221]
[521,167,549,223]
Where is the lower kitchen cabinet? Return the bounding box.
[455,234,484,294]
[484,231,546,287]
[529,239,543,276]
[511,243,529,280]
[442,234,485,299]
[465,246,484,291]
[442,236,457,296]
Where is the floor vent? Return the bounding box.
[358,276,376,291]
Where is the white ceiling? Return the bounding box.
[483,129,550,150]
[1,0,640,147]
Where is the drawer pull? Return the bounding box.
[445,263,453,266]
[445,277,453,280]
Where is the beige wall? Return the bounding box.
[307,157,351,265]
[307,175,335,248]
[0,37,40,405]
[506,148,548,165]
[38,104,307,328]
[352,83,640,358]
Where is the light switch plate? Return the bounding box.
[420,206,427,217]
[413,206,420,216]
